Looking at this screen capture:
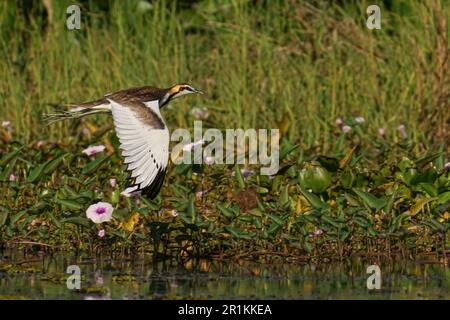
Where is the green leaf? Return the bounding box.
[419,183,438,197]
[437,192,450,205]
[0,158,17,181]
[43,154,67,175]
[10,211,27,224]
[385,184,398,215]
[234,165,245,190]
[352,188,387,211]
[27,162,48,183]
[62,217,91,227]
[278,185,289,207]
[54,198,83,211]
[333,133,345,155]
[321,214,342,228]
[47,212,61,228]
[266,223,281,235]
[352,216,371,228]
[344,193,361,206]
[415,151,443,168]
[280,144,299,161]
[224,226,253,239]
[264,213,284,226]
[216,204,236,219]
[0,147,23,167]
[410,197,437,216]
[299,187,330,209]
[421,219,445,233]
[82,155,110,175]
[0,209,8,227]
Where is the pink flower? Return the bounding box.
[9,174,17,182]
[378,128,385,136]
[398,124,407,139]
[95,274,104,286]
[86,202,113,224]
[183,139,205,152]
[444,162,450,171]
[98,229,105,238]
[82,128,91,136]
[134,194,141,205]
[335,118,343,126]
[36,140,45,148]
[169,282,178,289]
[204,156,214,165]
[342,125,351,133]
[109,178,117,188]
[82,145,106,156]
[355,117,365,124]
[310,229,324,237]
[171,209,179,217]
[191,107,210,120]
[196,190,206,199]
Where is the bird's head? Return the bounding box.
[161,83,203,107]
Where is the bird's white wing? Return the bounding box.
[108,99,169,199]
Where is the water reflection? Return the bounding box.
[0,253,448,299]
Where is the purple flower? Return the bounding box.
[342,125,351,133]
[378,128,385,136]
[242,169,255,178]
[232,168,255,179]
[171,209,179,217]
[109,178,117,188]
[398,124,407,139]
[86,202,113,224]
[98,229,106,238]
[335,118,343,126]
[82,145,106,156]
[444,162,450,171]
[355,117,365,124]
[9,174,17,182]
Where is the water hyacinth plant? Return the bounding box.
[0,1,448,266]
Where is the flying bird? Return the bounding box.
[45,83,203,199]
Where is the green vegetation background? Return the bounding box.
[0,0,449,261]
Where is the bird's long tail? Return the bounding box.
[43,100,111,125]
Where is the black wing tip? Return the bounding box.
[128,168,166,200]
[142,168,167,199]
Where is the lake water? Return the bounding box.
[0,253,448,299]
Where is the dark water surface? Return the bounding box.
[0,253,448,300]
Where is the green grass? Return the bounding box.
[0,1,449,261]
[1,0,448,147]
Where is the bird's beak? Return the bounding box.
[193,88,204,95]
